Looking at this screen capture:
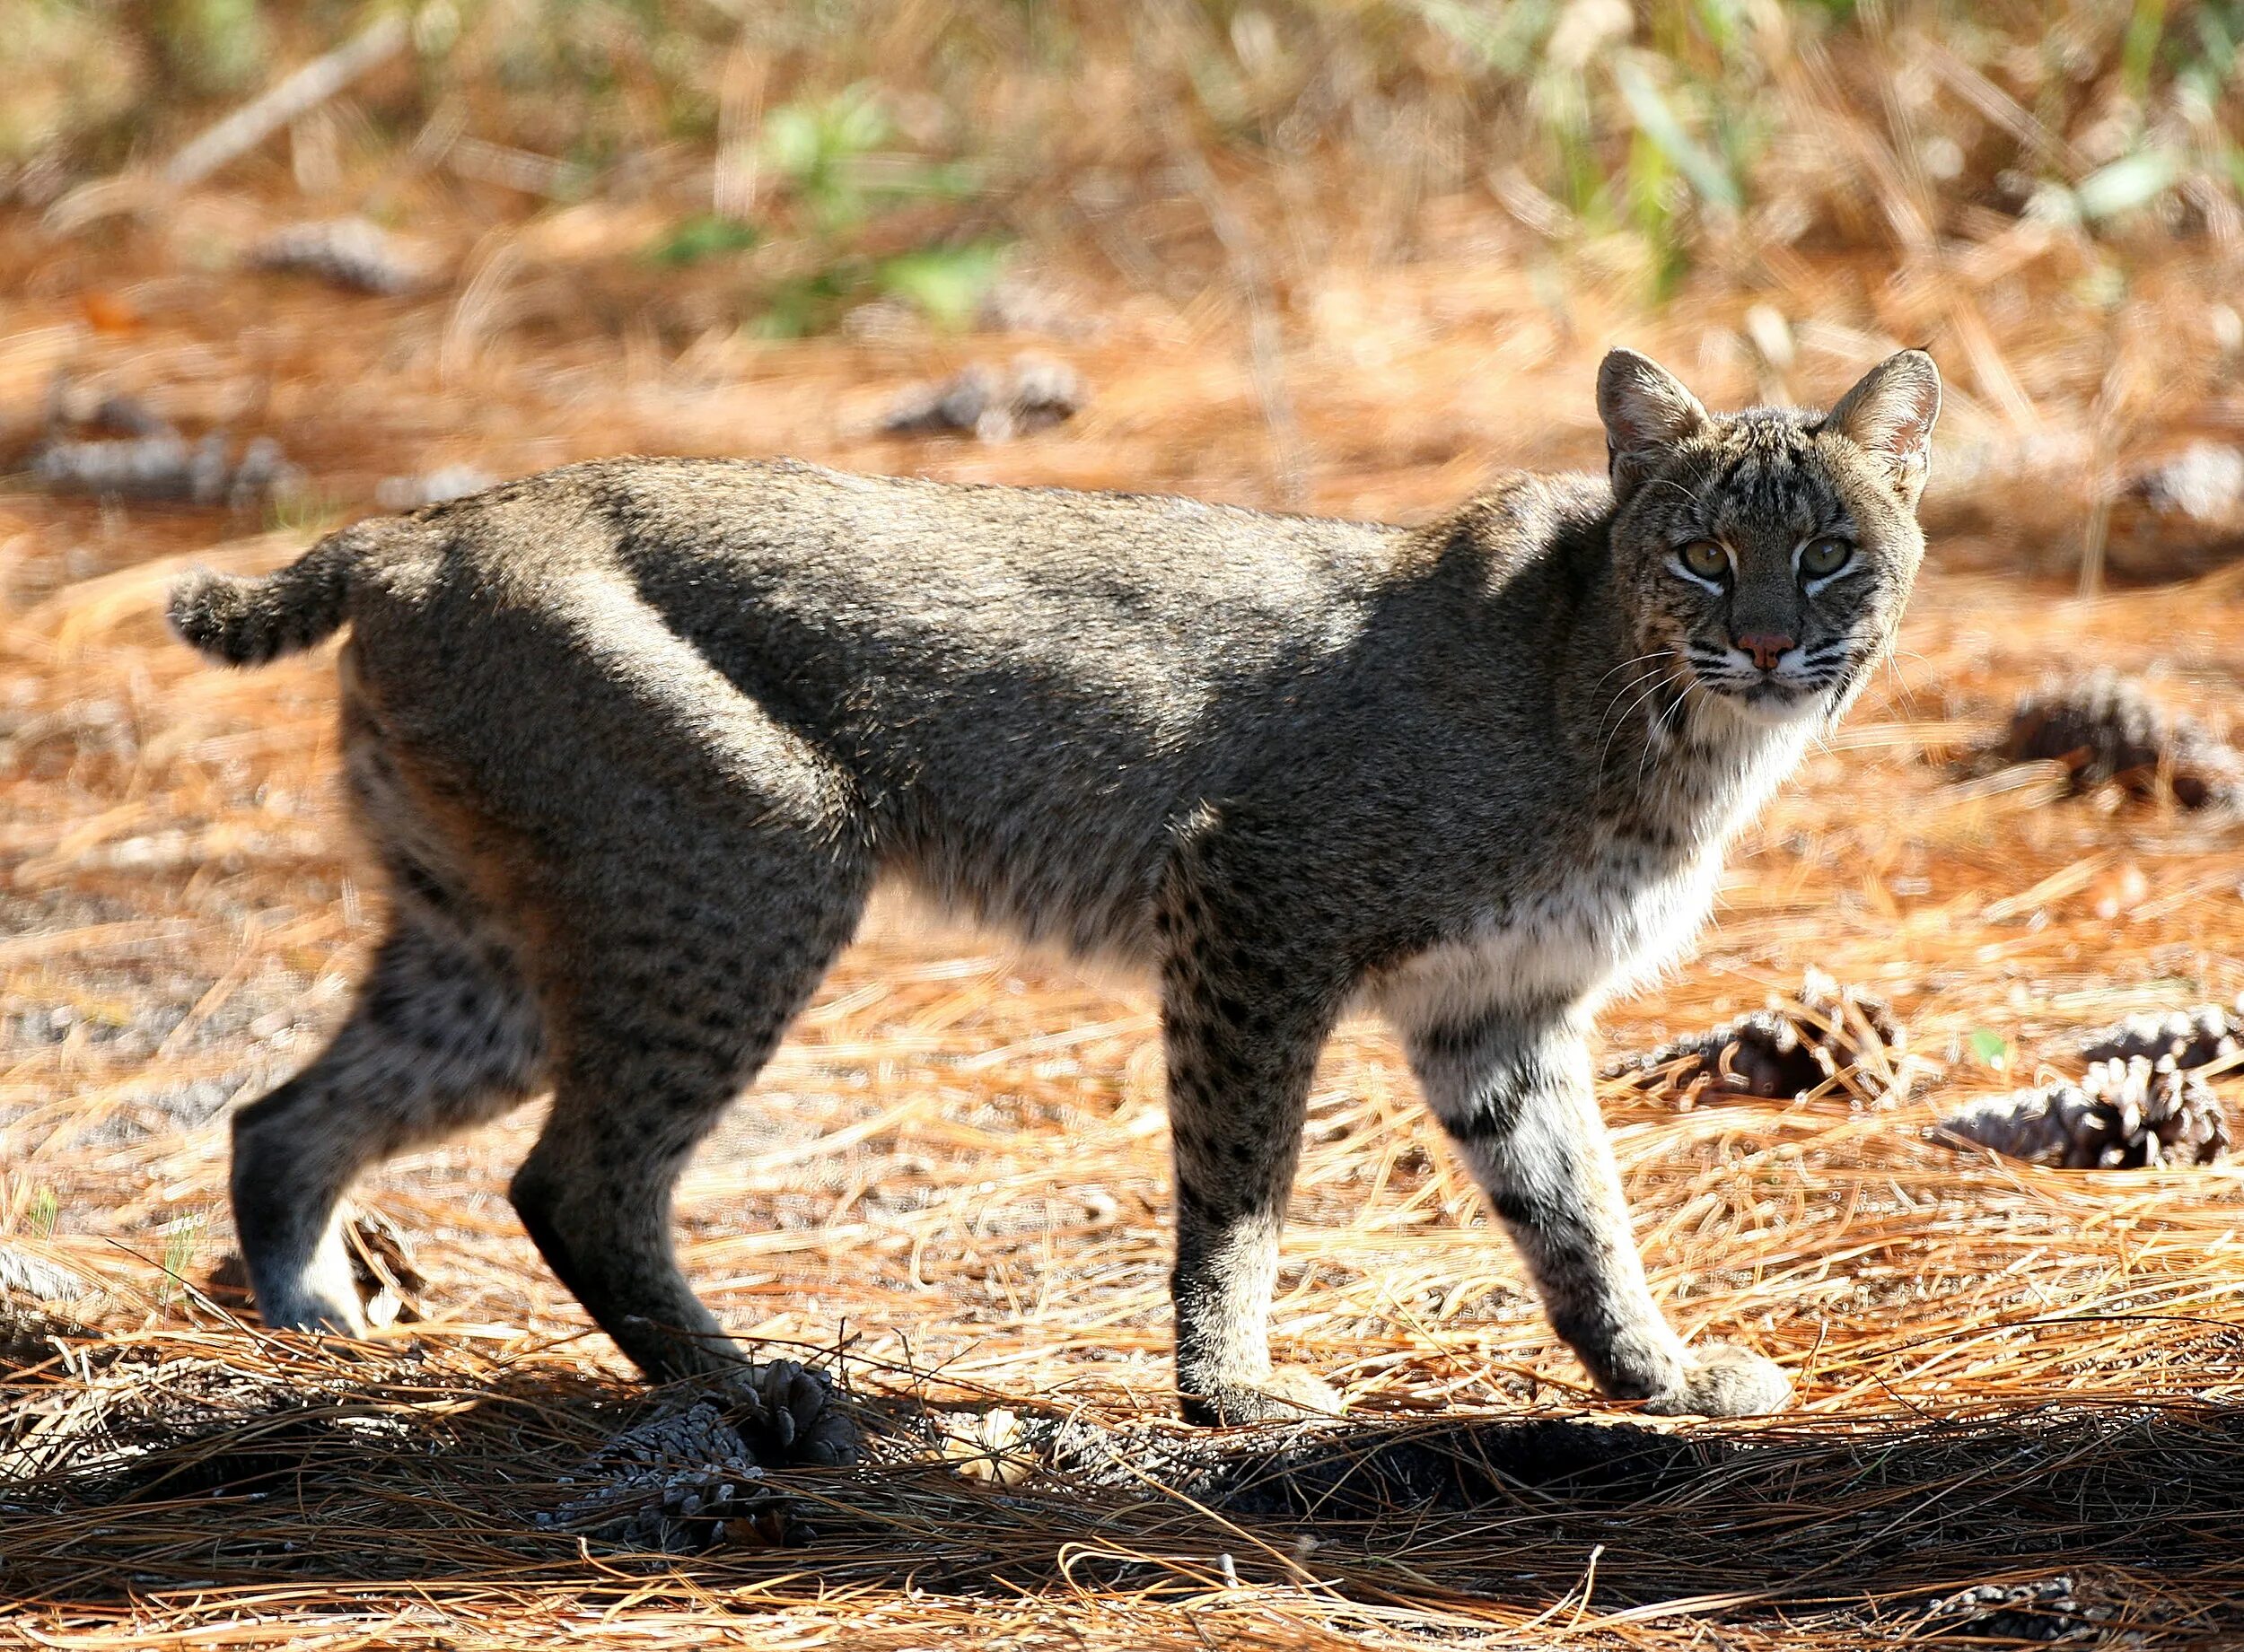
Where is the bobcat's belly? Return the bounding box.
[1369,849,1722,1033]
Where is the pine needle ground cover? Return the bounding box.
[6,6,2244,1646]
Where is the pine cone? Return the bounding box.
[250,217,434,296]
[2074,997,2244,1071]
[1606,968,1908,1105]
[1990,672,2241,811]
[1940,1055,2230,1168]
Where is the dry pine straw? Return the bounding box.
[4,255,2244,1652]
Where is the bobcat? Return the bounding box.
[171,347,1938,1432]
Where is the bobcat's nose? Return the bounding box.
[1732,632,1795,672]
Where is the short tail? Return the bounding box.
[168,521,382,666]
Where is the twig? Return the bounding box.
[164,14,410,189]
[43,14,409,234]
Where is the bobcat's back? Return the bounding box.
[324,459,1427,960]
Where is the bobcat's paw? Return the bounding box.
[1179,1367,1345,1427]
[1642,1344,1791,1418]
[253,1282,371,1342]
[245,1217,373,1342]
[721,1359,860,1466]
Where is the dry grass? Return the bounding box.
[6,6,2244,1648]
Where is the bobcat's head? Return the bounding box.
[1599,346,1941,730]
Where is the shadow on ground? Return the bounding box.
[4,1342,2240,1645]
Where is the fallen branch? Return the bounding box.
[163,14,410,189]
[43,15,409,233]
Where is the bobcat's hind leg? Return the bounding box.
[1403,1012,1789,1418]
[232,915,544,1337]
[505,840,870,1401]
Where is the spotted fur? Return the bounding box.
[174,348,1937,1422]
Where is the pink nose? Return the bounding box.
[1734,632,1794,671]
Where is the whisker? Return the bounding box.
[1589,650,1679,698]
[1596,667,1679,782]
[1598,671,1672,757]
[1638,680,1690,785]
[1881,645,1932,721]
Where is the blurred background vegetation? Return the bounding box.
[11,0,2244,329]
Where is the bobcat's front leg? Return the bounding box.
[1158,870,1348,1426]
[1404,1011,1789,1417]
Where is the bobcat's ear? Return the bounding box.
[1597,348,1710,508]
[1826,349,1941,509]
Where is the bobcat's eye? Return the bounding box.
[1676,539,1730,582]
[1799,536,1854,580]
